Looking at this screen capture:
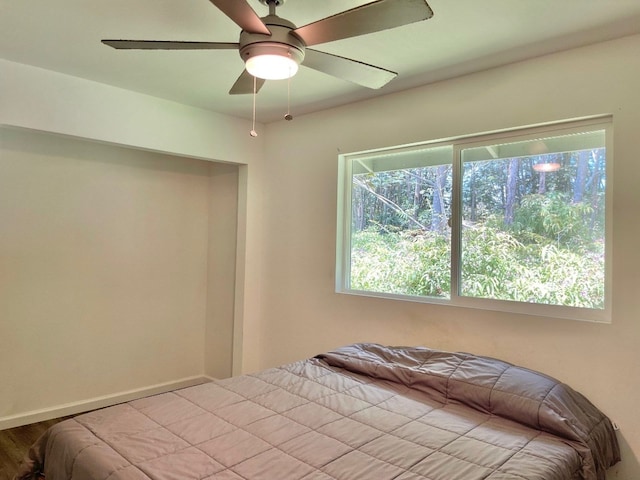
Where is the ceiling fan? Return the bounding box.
[102,0,434,95]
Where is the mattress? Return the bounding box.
[16,343,620,480]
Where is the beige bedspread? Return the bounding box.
[16,343,619,480]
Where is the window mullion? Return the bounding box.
[450,144,463,302]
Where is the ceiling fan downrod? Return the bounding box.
[259,0,285,16]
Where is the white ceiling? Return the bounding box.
[2,0,640,123]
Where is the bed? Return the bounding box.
[16,343,620,480]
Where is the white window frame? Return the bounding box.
[336,116,613,323]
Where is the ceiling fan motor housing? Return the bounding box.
[239,15,306,69]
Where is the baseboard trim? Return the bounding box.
[0,375,211,431]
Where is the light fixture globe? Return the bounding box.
[239,13,305,81]
[242,42,303,80]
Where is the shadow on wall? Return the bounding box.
[609,434,639,479]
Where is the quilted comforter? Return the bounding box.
[16,343,619,480]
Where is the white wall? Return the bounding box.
[258,34,640,479]
[0,60,262,164]
[205,163,239,379]
[0,128,209,421]
[0,61,266,427]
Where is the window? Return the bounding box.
[336,117,611,322]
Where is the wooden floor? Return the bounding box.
[0,418,70,480]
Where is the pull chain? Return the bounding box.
[285,65,293,121]
[250,75,258,137]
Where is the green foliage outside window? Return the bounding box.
[347,131,607,312]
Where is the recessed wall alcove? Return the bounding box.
[0,126,239,425]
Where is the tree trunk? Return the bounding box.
[589,149,603,231]
[504,157,519,225]
[470,164,477,222]
[573,150,589,203]
[353,185,366,231]
[413,169,423,222]
[431,165,448,232]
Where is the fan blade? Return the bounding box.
[102,40,239,50]
[229,70,266,95]
[294,0,433,47]
[209,0,271,35]
[303,49,396,89]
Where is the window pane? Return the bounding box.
[349,146,453,298]
[460,131,606,309]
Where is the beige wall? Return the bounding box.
[205,163,239,379]
[257,35,640,479]
[0,59,265,427]
[0,59,262,164]
[0,128,238,426]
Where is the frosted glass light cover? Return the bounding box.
[245,54,299,80]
